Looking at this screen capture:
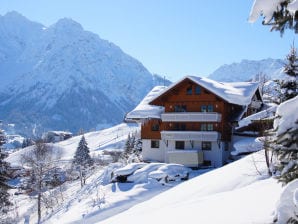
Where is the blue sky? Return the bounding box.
[0,0,296,81]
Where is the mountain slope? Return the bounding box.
[0,12,169,136]
[209,58,285,82]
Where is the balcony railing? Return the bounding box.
[161,112,221,122]
[161,131,221,141]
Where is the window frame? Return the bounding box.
[195,86,201,95]
[202,141,212,151]
[151,140,160,148]
[174,105,187,112]
[186,86,193,95]
[175,141,185,150]
[151,123,159,131]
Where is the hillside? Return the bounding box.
[0,11,169,137]
[7,122,283,224]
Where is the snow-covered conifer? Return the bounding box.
[73,135,93,167]
[72,136,94,187]
[279,44,298,102]
[249,0,298,35]
[0,128,12,218]
[271,96,298,184]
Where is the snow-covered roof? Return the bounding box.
[237,105,277,130]
[125,86,167,120]
[150,76,260,106]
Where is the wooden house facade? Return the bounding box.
[126,76,262,168]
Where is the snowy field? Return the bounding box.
[6,122,288,224]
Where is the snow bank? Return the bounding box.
[274,179,298,223]
[112,163,191,184]
[232,136,263,156]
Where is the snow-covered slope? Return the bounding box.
[0,11,169,136]
[7,123,138,167]
[209,58,285,82]
[99,150,282,224]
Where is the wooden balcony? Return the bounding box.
[161,131,221,141]
[161,112,221,122]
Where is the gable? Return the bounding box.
[150,76,260,106]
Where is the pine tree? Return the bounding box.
[73,135,93,167]
[271,97,298,185]
[280,43,298,102]
[72,136,93,187]
[0,129,12,218]
[257,1,298,35]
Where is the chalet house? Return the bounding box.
[126,76,262,168]
[42,131,73,143]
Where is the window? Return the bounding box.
[207,124,213,131]
[202,141,212,150]
[151,123,159,131]
[174,123,186,131]
[203,160,212,166]
[195,86,201,95]
[175,141,185,150]
[207,105,214,112]
[186,86,192,95]
[201,123,207,131]
[151,140,160,148]
[174,105,187,112]
[201,105,207,112]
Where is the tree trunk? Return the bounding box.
[37,191,41,224]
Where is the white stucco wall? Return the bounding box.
[141,139,165,162]
[142,139,229,168]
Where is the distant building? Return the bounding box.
[126,76,262,168]
[43,131,73,143]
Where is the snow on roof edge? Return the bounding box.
[149,75,260,106]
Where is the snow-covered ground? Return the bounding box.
[98,150,283,224]
[7,120,293,224]
[7,123,139,166]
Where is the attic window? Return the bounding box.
[186,86,192,95]
[195,86,201,95]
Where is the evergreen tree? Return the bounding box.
[72,136,93,187]
[122,132,142,163]
[0,129,12,219]
[73,135,93,167]
[271,97,298,185]
[280,43,298,102]
[254,1,298,35]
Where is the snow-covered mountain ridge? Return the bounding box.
[0,11,168,136]
[209,58,285,81]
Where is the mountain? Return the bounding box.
[0,11,169,136]
[208,58,285,82]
